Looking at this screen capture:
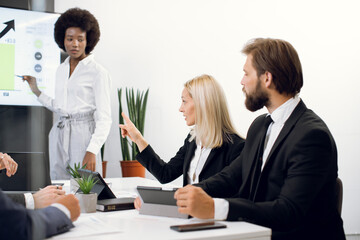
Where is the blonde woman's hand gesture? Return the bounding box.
[119,112,148,152]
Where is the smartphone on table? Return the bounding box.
[170,221,227,232]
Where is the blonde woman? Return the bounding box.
[120,74,244,187]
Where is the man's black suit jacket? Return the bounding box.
[197,100,345,240]
[137,133,244,186]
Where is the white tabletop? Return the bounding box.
[50,178,271,240]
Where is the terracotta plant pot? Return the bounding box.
[102,161,108,178]
[120,160,145,178]
[76,192,97,213]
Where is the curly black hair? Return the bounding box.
[54,8,100,55]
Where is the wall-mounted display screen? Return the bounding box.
[0,7,60,106]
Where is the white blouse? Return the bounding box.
[187,143,211,184]
[38,55,112,155]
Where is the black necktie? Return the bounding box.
[249,115,273,200]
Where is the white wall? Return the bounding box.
[55,0,360,234]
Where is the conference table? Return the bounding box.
[49,177,271,240]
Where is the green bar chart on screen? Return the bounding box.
[0,43,15,90]
[0,7,60,106]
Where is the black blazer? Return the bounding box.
[197,100,345,240]
[136,133,245,186]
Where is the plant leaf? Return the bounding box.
[76,174,98,194]
[118,87,149,160]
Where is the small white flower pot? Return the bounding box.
[76,192,97,213]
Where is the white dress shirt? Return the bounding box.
[24,192,34,209]
[261,95,301,170]
[213,95,301,220]
[38,55,112,155]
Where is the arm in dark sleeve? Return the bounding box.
[195,117,266,198]
[0,190,73,240]
[29,206,74,239]
[196,152,244,198]
[136,135,192,184]
[5,192,26,206]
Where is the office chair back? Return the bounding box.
[0,152,51,191]
[335,177,343,215]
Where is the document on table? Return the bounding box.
[114,190,139,198]
[51,215,122,239]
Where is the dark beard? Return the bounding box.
[244,80,269,112]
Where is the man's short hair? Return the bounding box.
[242,38,303,96]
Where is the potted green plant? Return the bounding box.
[67,163,87,193]
[118,87,149,177]
[75,174,98,213]
[100,144,108,178]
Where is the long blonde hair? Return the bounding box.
[185,74,238,148]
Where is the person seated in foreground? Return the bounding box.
[173,38,346,240]
[0,152,67,209]
[0,152,81,239]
